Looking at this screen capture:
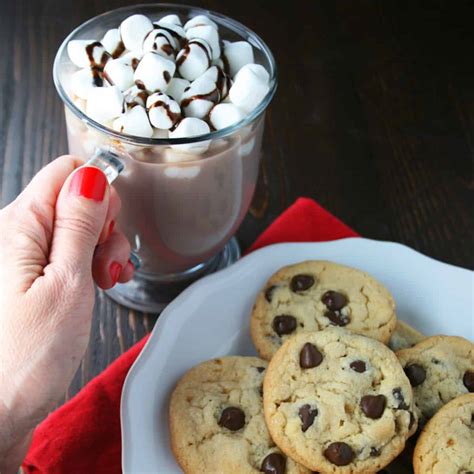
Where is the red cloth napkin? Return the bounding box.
[23,197,358,474]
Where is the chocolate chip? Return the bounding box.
[360,395,386,419]
[299,343,323,369]
[299,404,318,432]
[323,442,354,466]
[290,274,315,292]
[404,364,426,387]
[272,315,297,336]
[463,370,474,392]
[370,447,380,457]
[259,384,263,397]
[321,290,348,310]
[218,407,245,431]
[393,388,409,410]
[260,452,286,474]
[324,310,350,326]
[256,366,266,373]
[265,285,277,303]
[350,360,366,373]
[409,411,416,430]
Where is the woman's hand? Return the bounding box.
[0,156,133,473]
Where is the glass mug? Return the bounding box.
[53,4,277,312]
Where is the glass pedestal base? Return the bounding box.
[105,238,241,313]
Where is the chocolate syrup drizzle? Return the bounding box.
[214,66,231,99]
[111,41,125,59]
[147,95,181,126]
[180,66,230,110]
[176,39,211,69]
[135,80,146,90]
[146,29,176,56]
[125,89,149,108]
[154,24,184,47]
[85,41,110,69]
[85,42,110,87]
[91,68,104,87]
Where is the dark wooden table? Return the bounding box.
[1,0,472,403]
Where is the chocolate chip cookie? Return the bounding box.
[263,328,417,473]
[413,393,474,473]
[397,335,474,424]
[169,356,310,474]
[388,320,425,352]
[251,260,397,360]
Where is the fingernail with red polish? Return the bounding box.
[109,261,122,285]
[69,167,107,202]
[108,220,115,238]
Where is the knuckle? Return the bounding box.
[55,214,98,242]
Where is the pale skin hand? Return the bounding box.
[0,156,134,473]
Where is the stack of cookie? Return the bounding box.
[169,260,474,473]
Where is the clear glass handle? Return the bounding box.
[84,147,124,184]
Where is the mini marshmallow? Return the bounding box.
[200,65,231,99]
[86,85,124,124]
[184,15,218,31]
[153,128,169,139]
[239,63,270,83]
[223,40,254,77]
[146,92,181,129]
[181,76,218,119]
[143,29,176,59]
[164,165,201,178]
[163,149,199,163]
[67,40,109,68]
[169,117,210,154]
[124,85,148,108]
[240,137,256,157]
[212,57,225,69]
[70,67,103,100]
[158,14,182,26]
[134,52,176,93]
[209,103,245,130]
[118,50,143,69]
[112,105,153,138]
[72,96,87,113]
[101,28,124,58]
[104,58,134,91]
[186,25,220,60]
[120,14,153,51]
[153,22,185,48]
[229,63,270,113]
[176,39,211,81]
[165,77,190,102]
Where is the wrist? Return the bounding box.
[0,398,34,474]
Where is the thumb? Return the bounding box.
[49,166,109,274]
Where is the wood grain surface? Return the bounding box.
[1,0,473,410]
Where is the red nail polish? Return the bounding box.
[69,167,107,202]
[108,220,115,237]
[109,261,122,285]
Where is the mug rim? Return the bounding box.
[53,2,278,146]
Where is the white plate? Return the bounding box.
[121,238,473,473]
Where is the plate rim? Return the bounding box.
[120,237,473,470]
